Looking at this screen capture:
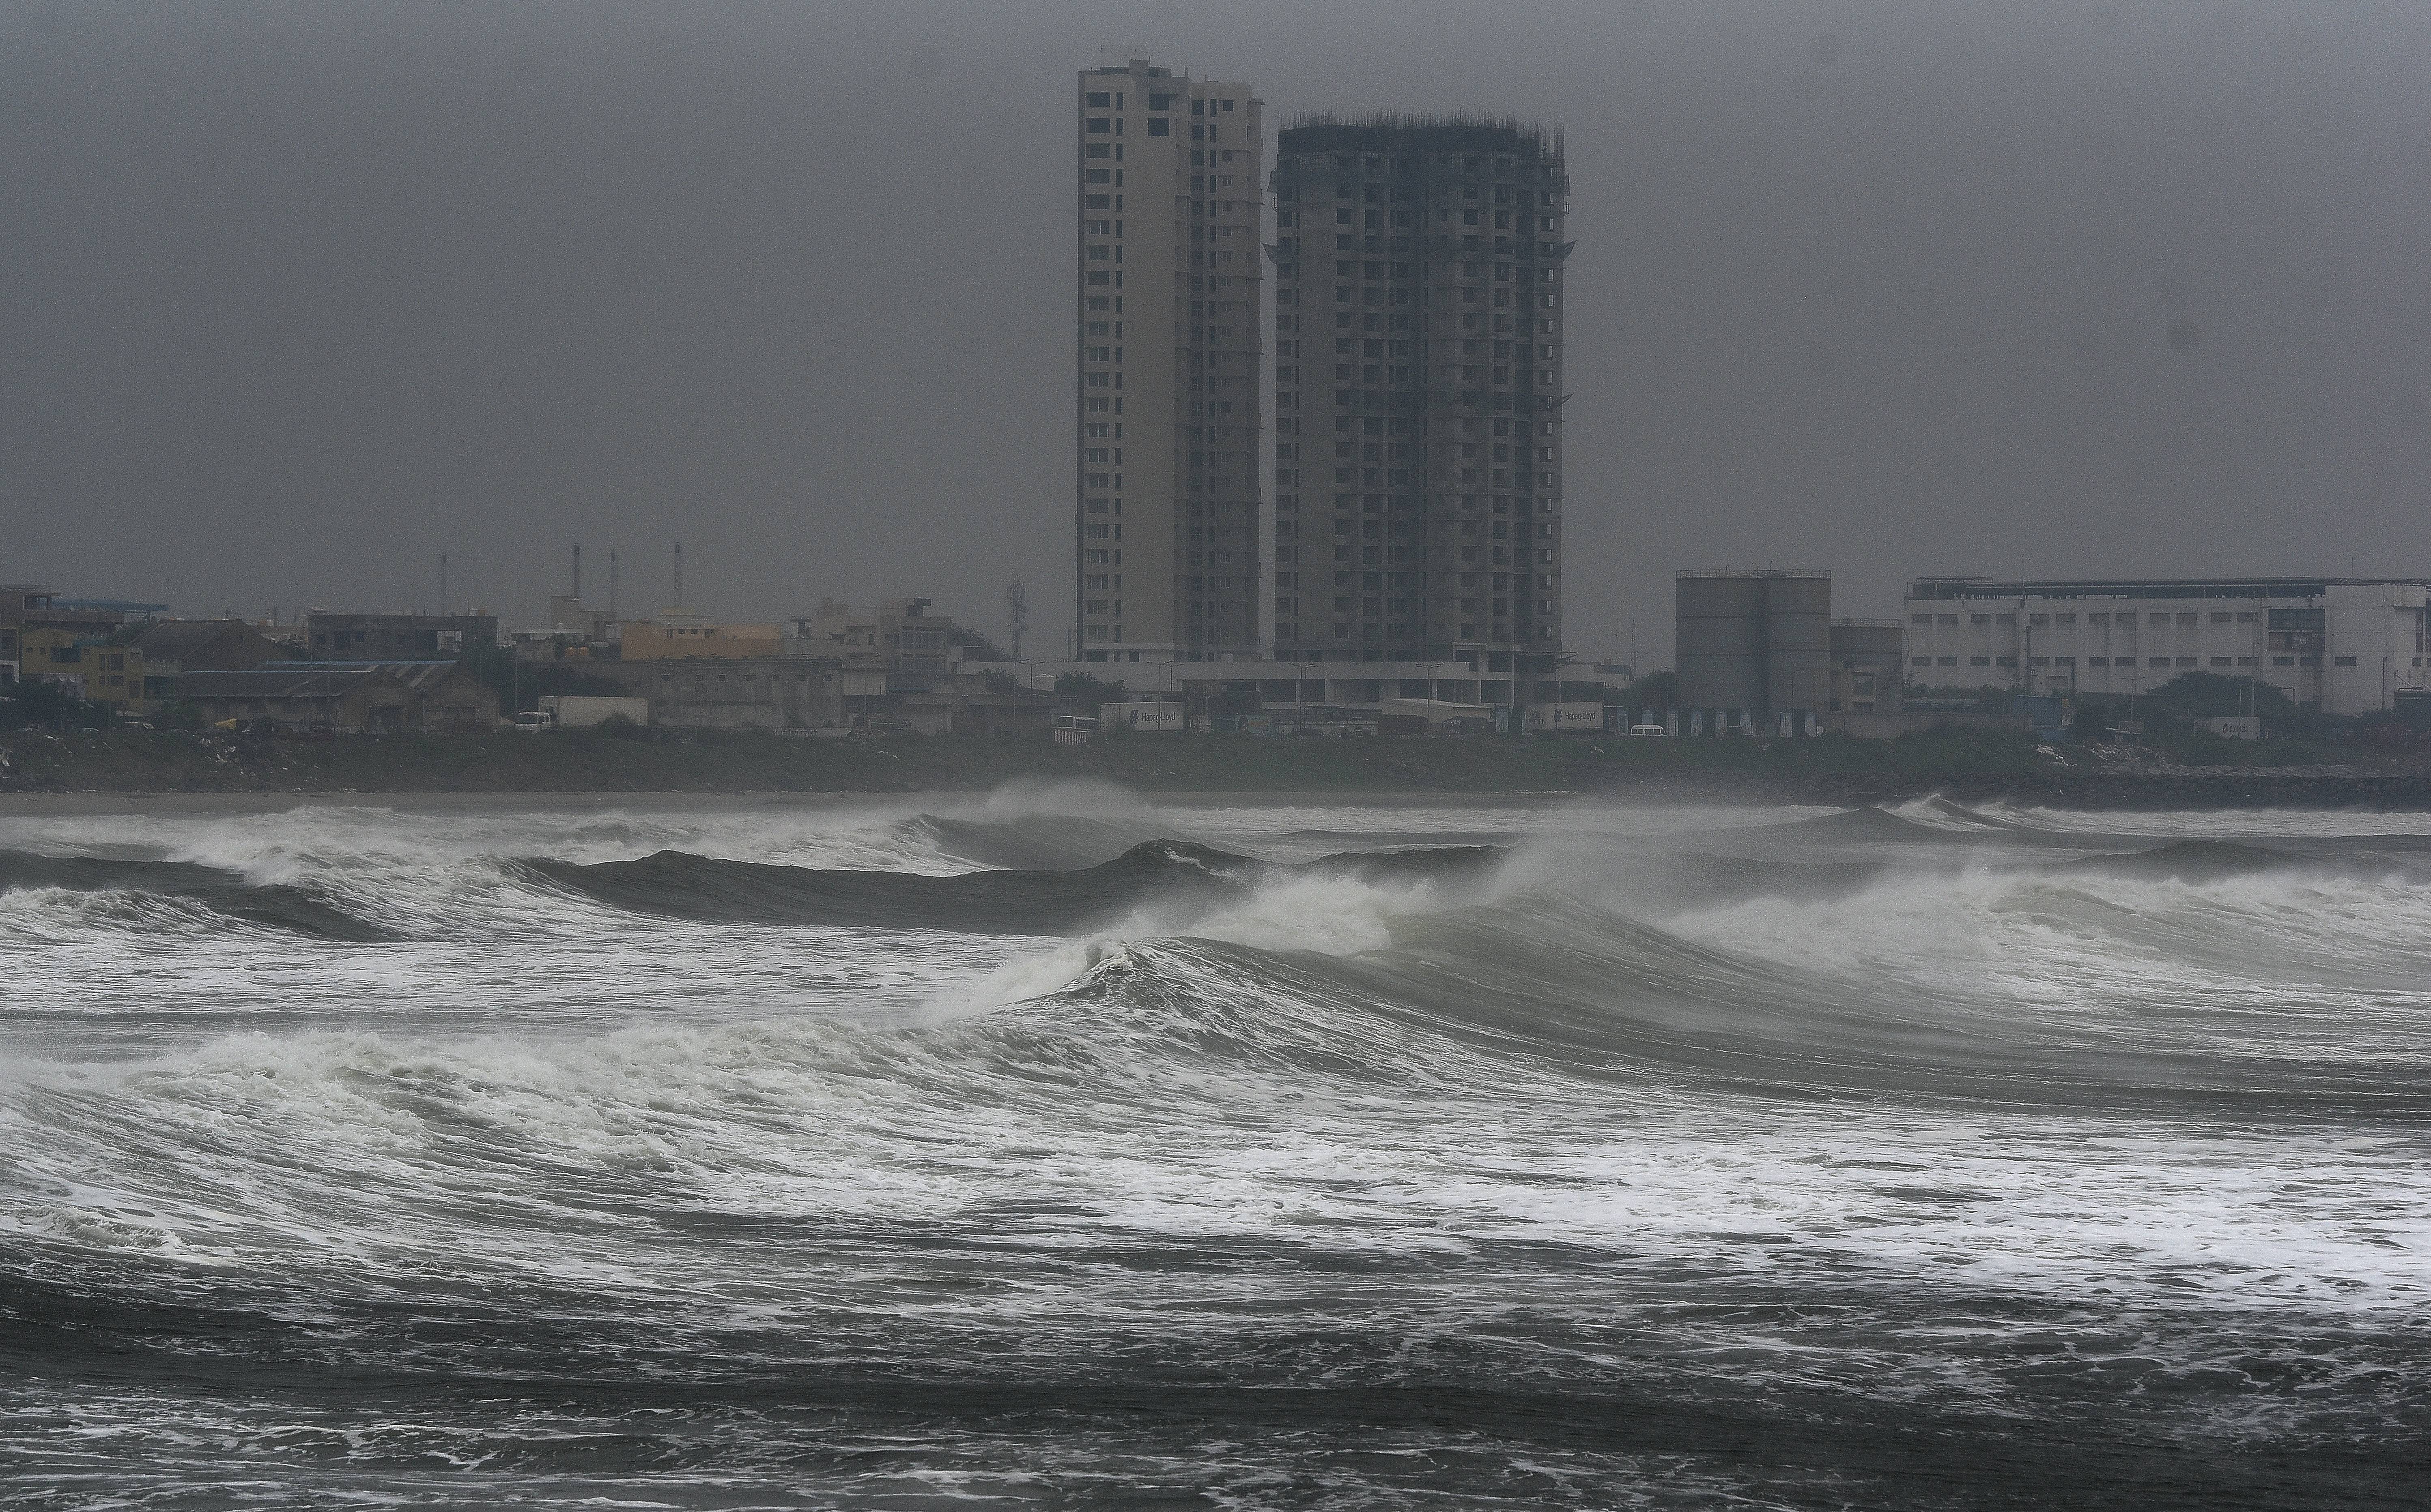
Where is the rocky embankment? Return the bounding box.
[2,728,2427,810]
[1650,764,2431,810]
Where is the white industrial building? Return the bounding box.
[1904,577,2431,717]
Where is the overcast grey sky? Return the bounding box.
[5,0,2428,662]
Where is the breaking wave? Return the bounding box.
[519,839,1259,935]
[0,848,398,941]
[517,839,1511,936]
[3,790,2428,1508]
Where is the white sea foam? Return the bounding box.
[6,789,2429,1505]
[1976,799,2431,839]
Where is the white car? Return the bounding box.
[1628,723,1669,737]
[508,711,553,733]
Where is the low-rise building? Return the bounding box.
[176,660,498,733]
[1025,657,1626,734]
[592,657,849,733]
[1905,577,2431,716]
[786,598,965,676]
[618,609,784,661]
[133,619,285,676]
[4,584,127,690]
[1828,620,1906,717]
[14,633,155,714]
[0,587,169,714]
[589,649,1052,737]
[545,595,620,643]
[306,612,499,659]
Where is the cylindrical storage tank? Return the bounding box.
[1676,574,1768,715]
[1762,574,1833,715]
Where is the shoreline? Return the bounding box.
[4,770,2430,816]
[0,788,1592,817]
[4,728,2429,813]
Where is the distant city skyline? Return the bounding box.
[7,2,2429,665]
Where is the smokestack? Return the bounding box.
[572,542,582,601]
[439,551,449,616]
[673,542,684,609]
[609,549,619,618]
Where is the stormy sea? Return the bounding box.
[2,786,2425,1510]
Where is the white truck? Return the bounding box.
[537,695,650,729]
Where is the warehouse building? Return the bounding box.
[178,661,497,732]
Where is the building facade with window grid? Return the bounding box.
[1075,58,1264,663]
[1266,118,1569,671]
[1904,577,2431,717]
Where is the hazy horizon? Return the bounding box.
[6,0,2428,664]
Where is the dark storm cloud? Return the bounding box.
[3,1,2427,656]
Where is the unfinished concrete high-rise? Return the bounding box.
[1075,57,1265,664]
[1267,117,1570,673]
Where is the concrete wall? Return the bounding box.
[1824,710,2025,739]
[305,614,497,658]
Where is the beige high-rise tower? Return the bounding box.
[1074,58,1264,664]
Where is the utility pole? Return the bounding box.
[439,552,450,616]
[572,542,582,602]
[673,542,684,609]
[1006,578,1029,661]
[609,550,620,619]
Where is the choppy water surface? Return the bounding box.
[2,786,2425,1510]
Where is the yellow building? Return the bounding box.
[617,610,785,661]
[17,628,161,714]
